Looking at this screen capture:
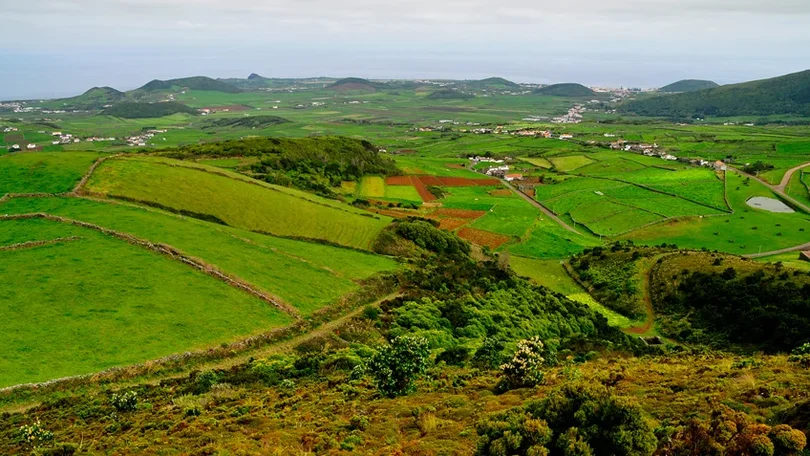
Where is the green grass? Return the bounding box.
[549,155,595,172]
[0,151,102,194]
[85,157,392,250]
[509,256,633,328]
[754,252,810,272]
[0,197,400,314]
[623,171,810,254]
[0,217,293,387]
[383,185,422,203]
[357,176,385,198]
[519,157,553,169]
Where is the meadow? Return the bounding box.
[0,151,102,194]
[85,157,392,250]
[0,217,292,387]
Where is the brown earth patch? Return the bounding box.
[489,189,512,197]
[411,176,436,202]
[437,218,468,230]
[385,176,413,186]
[418,176,443,186]
[434,208,486,220]
[457,228,511,249]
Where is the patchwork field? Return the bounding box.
[85,157,393,249]
[0,217,293,387]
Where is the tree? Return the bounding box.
[498,337,553,392]
[367,336,430,397]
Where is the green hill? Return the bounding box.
[535,83,595,97]
[101,101,198,118]
[328,77,384,92]
[49,87,127,110]
[85,156,392,249]
[659,79,719,93]
[139,76,242,93]
[622,69,810,117]
[201,115,290,129]
[467,77,520,90]
[426,89,475,100]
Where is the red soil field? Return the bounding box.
[457,228,511,249]
[418,176,444,186]
[410,176,436,202]
[434,208,486,220]
[385,176,413,186]
[523,188,536,198]
[489,189,512,197]
[437,218,468,230]
[470,178,502,186]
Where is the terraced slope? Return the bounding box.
[84,157,393,249]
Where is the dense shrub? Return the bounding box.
[436,346,471,366]
[497,337,553,392]
[366,336,431,397]
[788,343,810,367]
[394,220,471,255]
[477,382,657,455]
[111,391,138,412]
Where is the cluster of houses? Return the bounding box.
[467,156,523,181]
[126,129,167,147]
[6,143,38,152]
[2,126,18,133]
[551,105,584,124]
[50,131,81,145]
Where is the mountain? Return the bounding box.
[102,101,199,118]
[138,76,242,93]
[621,70,810,118]
[659,79,719,93]
[535,83,595,97]
[426,89,474,100]
[327,77,384,92]
[247,73,265,80]
[49,86,127,109]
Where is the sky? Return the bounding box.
[1,0,809,99]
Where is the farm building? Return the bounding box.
[505,173,523,182]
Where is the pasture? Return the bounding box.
[85,157,392,250]
[0,217,292,387]
[0,151,102,194]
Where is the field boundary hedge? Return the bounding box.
[0,236,82,251]
[0,212,300,317]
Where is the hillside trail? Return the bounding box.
[731,166,810,213]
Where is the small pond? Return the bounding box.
[746,196,794,213]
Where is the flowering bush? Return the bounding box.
[111,390,138,412]
[789,343,810,368]
[18,419,53,448]
[498,337,551,391]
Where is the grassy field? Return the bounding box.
[623,171,810,253]
[549,155,595,172]
[0,217,292,387]
[357,176,385,198]
[0,151,102,194]
[85,157,392,249]
[0,197,399,315]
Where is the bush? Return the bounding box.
[789,343,810,368]
[436,346,471,366]
[193,370,222,394]
[472,338,505,370]
[111,391,138,412]
[367,336,430,397]
[18,419,54,449]
[497,337,552,392]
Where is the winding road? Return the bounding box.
[776,162,810,193]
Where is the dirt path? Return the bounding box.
[743,241,810,259]
[776,161,810,193]
[501,180,583,235]
[731,166,810,214]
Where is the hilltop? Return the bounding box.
[622,69,810,117]
[138,76,242,93]
[426,89,474,100]
[328,77,384,92]
[48,86,127,110]
[535,83,595,97]
[466,77,520,90]
[102,101,198,118]
[659,79,719,93]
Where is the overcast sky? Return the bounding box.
[2,0,809,99]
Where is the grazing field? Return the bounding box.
[0,197,400,314]
[85,157,392,249]
[549,155,595,172]
[623,171,810,253]
[519,157,553,168]
[357,176,386,198]
[0,217,292,387]
[0,151,102,194]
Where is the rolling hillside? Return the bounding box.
[426,89,475,100]
[138,76,242,93]
[622,69,810,117]
[658,79,719,93]
[328,77,384,92]
[49,86,127,109]
[465,77,520,90]
[535,83,595,97]
[101,101,198,118]
[84,156,393,249]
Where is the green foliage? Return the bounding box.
[477,382,656,456]
[743,161,776,174]
[18,419,54,449]
[473,338,506,369]
[436,346,471,366]
[193,370,222,394]
[788,343,810,367]
[366,336,431,397]
[102,102,198,118]
[111,390,138,412]
[202,115,290,129]
[393,220,471,255]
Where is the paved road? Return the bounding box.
[501,180,583,235]
[776,162,810,192]
[743,241,810,259]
